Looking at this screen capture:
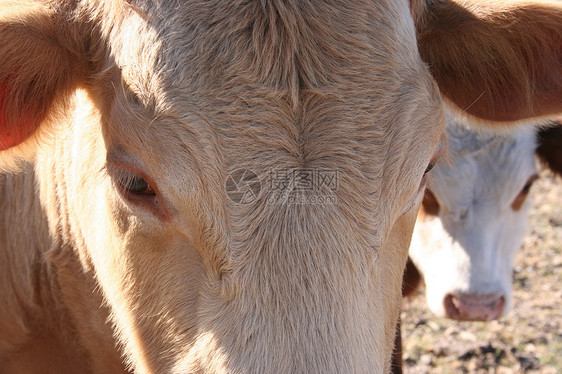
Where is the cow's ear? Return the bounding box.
[0,2,88,168]
[536,120,562,178]
[416,0,562,124]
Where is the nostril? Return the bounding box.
[443,293,505,321]
[443,293,462,319]
[489,295,505,320]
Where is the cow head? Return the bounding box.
[410,118,530,320]
[0,0,561,372]
[410,118,562,321]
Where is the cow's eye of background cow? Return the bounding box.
[511,174,539,211]
[521,174,538,194]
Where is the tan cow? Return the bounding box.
[0,1,561,373]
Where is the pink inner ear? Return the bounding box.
[0,75,39,151]
[0,120,35,150]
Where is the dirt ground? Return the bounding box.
[401,169,562,374]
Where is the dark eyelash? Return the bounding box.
[115,169,155,195]
[105,161,170,219]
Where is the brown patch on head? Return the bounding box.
[511,174,538,211]
[402,257,422,298]
[536,122,562,178]
[419,188,439,219]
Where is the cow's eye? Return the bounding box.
[425,135,447,179]
[521,176,537,194]
[116,169,155,196]
[423,163,435,176]
[511,174,538,211]
[108,163,169,219]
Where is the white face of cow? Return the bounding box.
[409,118,539,320]
[1,0,561,373]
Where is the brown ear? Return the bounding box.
[0,2,87,164]
[536,120,562,177]
[416,0,562,123]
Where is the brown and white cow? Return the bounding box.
[409,118,562,321]
[0,1,561,373]
[390,120,562,374]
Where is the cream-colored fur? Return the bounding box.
[0,1,561,373]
